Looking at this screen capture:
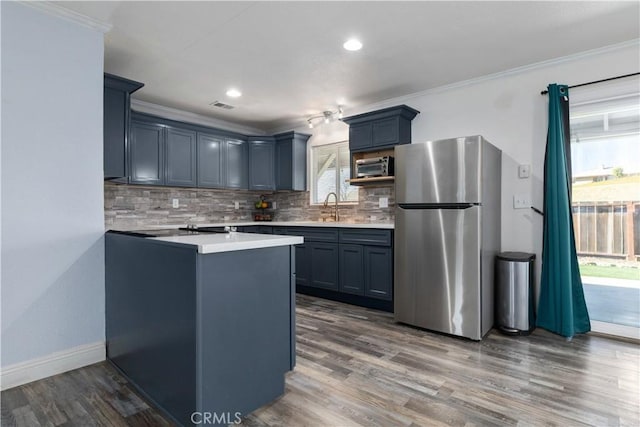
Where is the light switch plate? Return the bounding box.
[234,201,240,210]
[518,164,530,179]
[272,201,277,210]
[379,197,389,208]
[172,198,179,208]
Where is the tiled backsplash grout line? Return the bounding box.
[104,182,395,228]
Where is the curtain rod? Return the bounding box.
[539,72,640,95]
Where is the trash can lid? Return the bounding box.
[496,252,536,261]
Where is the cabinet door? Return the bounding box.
[249,140,276,190]
[309,243,339,291]
[275,139,293,190]
[104,87,127,178]
[294,243,310,287]
[372,117,400,148]
[166,127,197,187]
[339,244,364,295]
[225,139,248,189]
[197,133,225,188]
[364,246,393,300]
[349,122,372,151]
[129,121,165,185]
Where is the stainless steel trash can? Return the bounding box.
[495,252,536,335]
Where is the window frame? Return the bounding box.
[309,140,359,206]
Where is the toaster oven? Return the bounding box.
[355,156,394,178]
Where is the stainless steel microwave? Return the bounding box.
[355,156,394,178]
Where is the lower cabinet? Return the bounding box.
[294,243,310,287]
[363,246,393,300]
[309,242,339,291]
[286,226,394,311]
[338,244,392,300]
[339,244,364,295]
[240,226,393,307]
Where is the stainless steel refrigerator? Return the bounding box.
[394,135,501,340]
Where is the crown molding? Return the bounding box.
[20,1,112,33]
[131,99,266,136]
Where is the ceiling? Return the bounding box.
[55,1,640,132]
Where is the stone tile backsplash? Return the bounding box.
[105,182,395,229]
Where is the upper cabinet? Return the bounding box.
[274,131,311,191]
[122,110,304,192]
[129,121,164,185]
[342,105,419,153]
[225,139,249,189]
[103,74,144,179]
[165,127,197,187]
[248,137,276,191]
[197,133,225,189]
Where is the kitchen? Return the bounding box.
[2,1,640,426]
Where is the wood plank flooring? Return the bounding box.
[3,294,639,426]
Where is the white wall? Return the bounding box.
[292,41,640,296]
[1,2,105,369]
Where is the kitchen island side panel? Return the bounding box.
[196,246,293,418]
[105,233,197,425]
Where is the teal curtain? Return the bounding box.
[537,83,591,338]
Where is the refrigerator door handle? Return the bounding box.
[398,203,478,210]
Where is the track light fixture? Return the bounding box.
[307,106,344,129]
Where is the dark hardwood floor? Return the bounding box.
[3,294,639,426]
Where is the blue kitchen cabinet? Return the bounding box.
[364,246,393,300]
[197,134,248,189]
[348,123,373,152]
[309,242,339,291]
[165,127,197,187]
[197,133,225,188]
[283,226,393,311]
[129,121,165,185]
[103,74,144,180]
[274,131,311,191]
[225,139,248,189]
[248,137,276,191]
[294,243,310,287]
[342,104,419,153]
[339,244,364,295]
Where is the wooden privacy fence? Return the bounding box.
[572,202,639,261]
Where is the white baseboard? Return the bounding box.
[1,341,105,391]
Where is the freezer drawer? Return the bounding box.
[394,205,482,340]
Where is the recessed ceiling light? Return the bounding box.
[343,38,362,51]
[226,88,242,98]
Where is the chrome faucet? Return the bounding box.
[323,192,339,222]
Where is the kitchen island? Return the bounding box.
[105,230,302,426]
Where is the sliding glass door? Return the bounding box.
[570,83,640,339]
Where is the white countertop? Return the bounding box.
[150,232,304,254]
[115,221,394,231]
[267,221,394,229]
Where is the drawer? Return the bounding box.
[339,229,392,246]
[284,227,338,243]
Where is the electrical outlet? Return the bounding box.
[172,198,179,208]
[379,197,389,208]
[234,201,240,210]
[513,194,530,209]
[518,164,530,179]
